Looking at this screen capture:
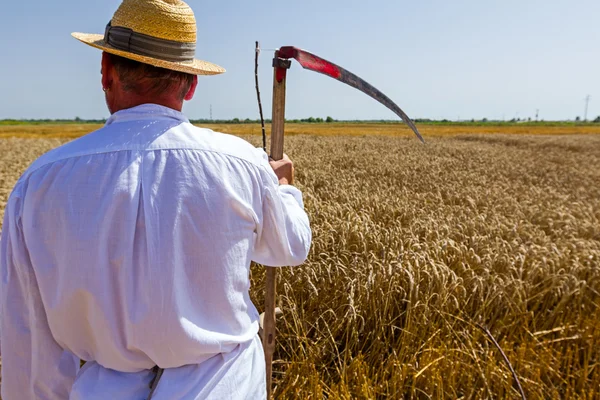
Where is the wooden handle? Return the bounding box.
[270,57,287,161]
[263,268,277,399]
[264,51,288,399]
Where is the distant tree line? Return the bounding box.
[0,118,108,126]
[189,116,337,124]
[2,116,600,126]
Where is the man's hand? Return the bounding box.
[269,154,295,185]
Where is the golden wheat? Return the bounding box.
[0,126,598,399]
[2,122,600,139]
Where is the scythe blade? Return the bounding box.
[277,46,424,143]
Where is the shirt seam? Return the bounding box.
[22,147,272,182]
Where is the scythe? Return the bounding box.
[262,46,424,398]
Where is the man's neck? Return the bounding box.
[109,95,184,115]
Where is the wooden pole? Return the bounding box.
[255,41,267,152]
[270,55,288,161]
[263,51,290,399]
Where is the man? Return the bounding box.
[0,0,311,398]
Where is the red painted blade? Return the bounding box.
[278,46,424,143]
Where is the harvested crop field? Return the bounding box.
[0,125,599,399]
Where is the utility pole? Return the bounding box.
[584,95,591,122]
[210,104,213,121]
[535,109,539,122]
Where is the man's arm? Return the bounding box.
[252,155,312,267]
[0,192,80,399]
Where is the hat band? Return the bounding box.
[104,22,196,63]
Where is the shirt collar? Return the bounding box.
[105,104,190,125]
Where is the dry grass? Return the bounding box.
[246,133,600,399]
[0,124,104,139]
[1,122,600,139]
[202,123,600,138]
[0,125,599,398]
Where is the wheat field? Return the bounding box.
[0,124,599,399]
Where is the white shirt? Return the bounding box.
[0,104,311,399]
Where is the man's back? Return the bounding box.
[0,104,311,398]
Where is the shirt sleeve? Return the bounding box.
[0,190,80,399]
[252,166,312,267]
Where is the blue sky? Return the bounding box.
[0,0,598,121]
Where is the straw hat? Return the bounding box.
[72,0,225,75]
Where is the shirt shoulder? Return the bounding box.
[20,120,270,182]
[162,123,269,169]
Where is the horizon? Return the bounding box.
[2,116,599,124]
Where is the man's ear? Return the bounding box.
[184,75,198,101]
[101,52,114,91]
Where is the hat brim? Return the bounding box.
[72,32,225,76]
